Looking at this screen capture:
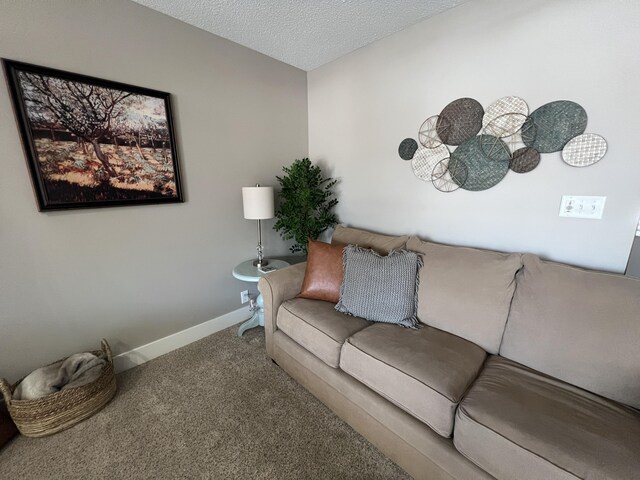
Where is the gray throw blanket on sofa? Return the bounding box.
[13,352,106,400]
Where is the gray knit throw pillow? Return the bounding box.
[335,245,422,328]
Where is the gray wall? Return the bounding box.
[0,0,308,381]
[627,237,640,279]
[308,0,640,272]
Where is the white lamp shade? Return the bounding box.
[242,186,274,220]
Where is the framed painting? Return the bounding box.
[3,59,184,210]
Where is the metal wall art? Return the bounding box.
[398,96,607,193]
[411,145,450,182]
[561,133,607,167]
[436,98,484,146]
[398,138,419,160]
[510,147,541,173]
[451,135,510,191]
[521,101,588,153]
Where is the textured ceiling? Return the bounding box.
[131,0,470,71]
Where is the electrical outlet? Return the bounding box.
[240,290,250,304]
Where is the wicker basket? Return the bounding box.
[0,339,117,438]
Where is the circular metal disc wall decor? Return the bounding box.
[450,135,510,191]
[501,130,527,155]
[561,133,607,167]
[521,100,588,153]
[402,96,605,193]
[431,157,468,192]
[411,145,450,182]
[483,112,528,139]
[482,96,529,130]
[480,134,513,162]
[510,147,541,173]
[436,98,484,146]
[398,138,419,160]
[418,115,443,148]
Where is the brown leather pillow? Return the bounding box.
[298,239,345,303]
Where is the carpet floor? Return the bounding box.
[0,326,411,479]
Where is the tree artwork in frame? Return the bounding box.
[3,59,184,210]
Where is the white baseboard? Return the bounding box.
[112,306,250,373]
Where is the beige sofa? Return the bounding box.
[259,226,640,480]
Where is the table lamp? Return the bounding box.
[242,184,274,268]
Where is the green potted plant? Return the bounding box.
[273,158,339,254]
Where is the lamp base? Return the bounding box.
[253,258,269,268]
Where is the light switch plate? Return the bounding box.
[559,195,606,219]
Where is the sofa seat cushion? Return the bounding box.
[340,322,486,437]
[454,356,640,480]
[277,298,370,368]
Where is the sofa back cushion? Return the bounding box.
[407,237,522,354]
[500,254,640,409]
[331,225,408,254]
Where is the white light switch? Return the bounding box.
[559,196,606,219]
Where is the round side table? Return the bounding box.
[233,259,290,337]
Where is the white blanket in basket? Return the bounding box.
[13,353,106,401]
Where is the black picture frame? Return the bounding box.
[3,59,184,211]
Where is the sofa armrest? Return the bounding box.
[259,262,307,358]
